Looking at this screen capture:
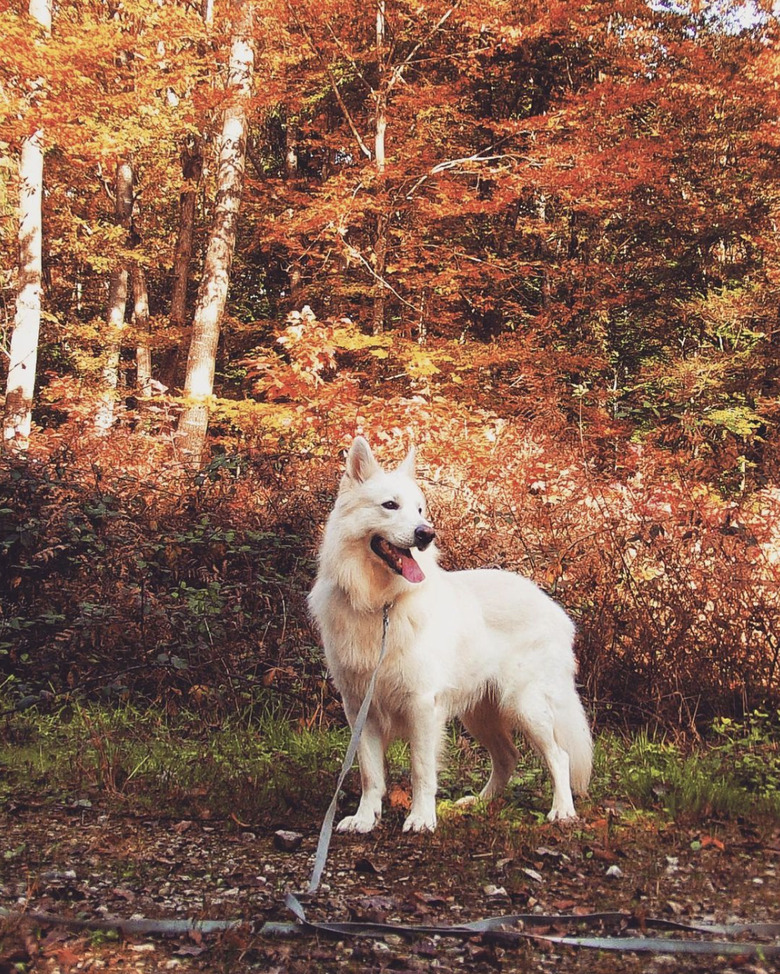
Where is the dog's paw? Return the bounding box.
[546,806,578,824]
[336,812,379,833]
[454,795,480,808]
[402,810,437,833]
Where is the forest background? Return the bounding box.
[1,0,780,735]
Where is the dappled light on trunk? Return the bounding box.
[2,0,51,454]
[177,0,256,467]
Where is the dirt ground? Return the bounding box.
[1,793,779,973]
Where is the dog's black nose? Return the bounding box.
[414,524,436,551]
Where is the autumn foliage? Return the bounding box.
[1,0,779,728]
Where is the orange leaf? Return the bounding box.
[388,784,411,810]
[701,836,725,851]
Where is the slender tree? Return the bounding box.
[170,135,204,330]
[95,158,135,431]
[169,0,212,334]
[177,0,256,465]
[133,266,152,396]
[370,0,389,335]
[2,0,52,454]
[288,0,461,335]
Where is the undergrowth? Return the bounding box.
[2,434,780,727]
[2,699,778,826]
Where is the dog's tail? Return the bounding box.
[556,693,593,795]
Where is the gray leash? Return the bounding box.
[307,602,392,894]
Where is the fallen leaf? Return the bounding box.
[552,898,577,910]
[388,785,411,810]
[700,835,725,851]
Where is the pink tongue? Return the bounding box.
[400,553,425,583]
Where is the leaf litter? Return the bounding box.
[1,795,779,973]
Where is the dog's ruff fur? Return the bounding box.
[308,436,593,833]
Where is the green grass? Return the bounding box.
[1,697,778,825]
[0,696,351,821]
[592,715,780,820]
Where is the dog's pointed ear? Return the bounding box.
[398,445,416,478]
[344,436,380,484]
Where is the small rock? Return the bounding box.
[605,865,624,879]
[354,856,382,874]
[483,884,508,898]
[274,829,303,852]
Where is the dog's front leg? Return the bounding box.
[403,701,444,833]
[336,712,386,833]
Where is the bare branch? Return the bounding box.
[340,235,423,316]
[405,151,540,199]
[287,0,373,161]
[387,0,461,93]
[324,19,373,94]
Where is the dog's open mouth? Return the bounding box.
[370,536,425,583]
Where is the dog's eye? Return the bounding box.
[382,500,399,510]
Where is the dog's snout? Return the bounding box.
[414,524,436,551]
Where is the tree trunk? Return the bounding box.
[284,121,303,305]
[371,0,388,335]
[133,265,152,396]
[95,268,129,430]
[167,0,212,387]
[177,0,255,467]
[375,0,387,177]
[2,0,52,454]
[95,158,135,430]
[371,210,389,335]
[367,1,458,336]
[170,137,204,328]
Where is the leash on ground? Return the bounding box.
[5,602,780,958]
[281,898,780,958]
[284,604,780,958]
[3,902,779,959]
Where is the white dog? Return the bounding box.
[308,437,592,833]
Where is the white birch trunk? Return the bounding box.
[177,0,255,466]
[2,0,52,453]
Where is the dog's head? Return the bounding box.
[335,436,436,585]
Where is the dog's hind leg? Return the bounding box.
[461,697,519,800]
[510,690,577,821]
